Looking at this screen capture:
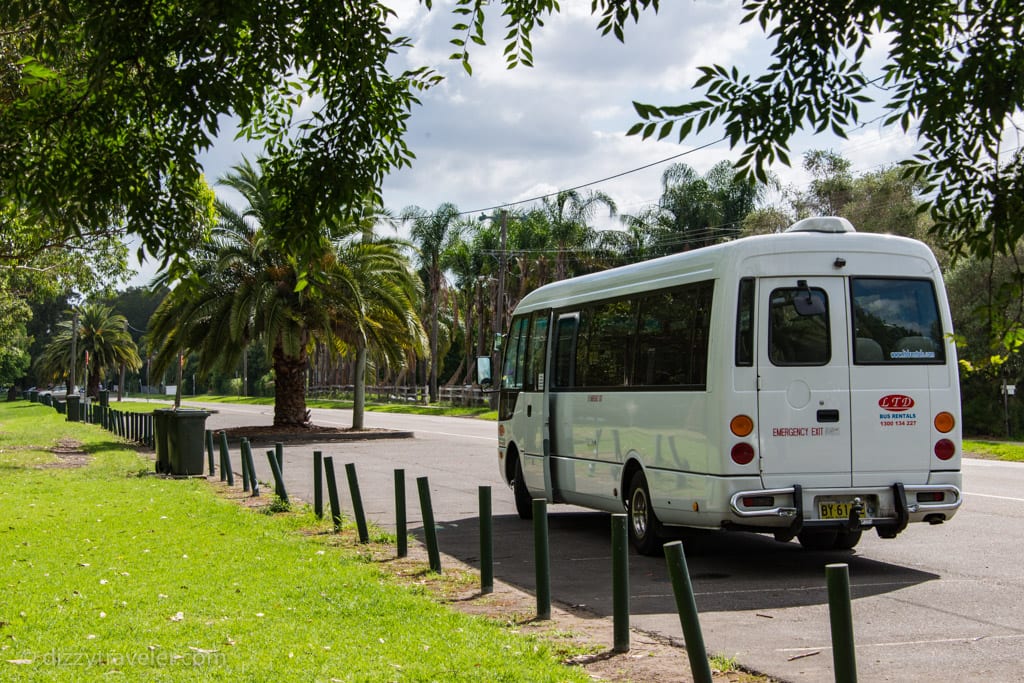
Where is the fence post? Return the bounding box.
[313,451,323,519]
[345,463,369,543]
[612,513,630,652]
[664,540,712,683]
[417,477,441,573]
[480,486,493,595]
[324,456,342,531]
[205,430,215,477]
[218,431,229,482]
[532,498,551,620]
[827,563,858,683]
[240,438,251,493]
[395,469,407,558]
[242,440,259,496]
[266,449,286,503]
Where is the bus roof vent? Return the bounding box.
[785,216,856,234]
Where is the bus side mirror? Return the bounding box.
[477,356,493,387]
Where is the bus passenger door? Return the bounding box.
[518,311,552,501]
[757,278,853,488]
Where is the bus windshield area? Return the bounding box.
[851,278,946,364]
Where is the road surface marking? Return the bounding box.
[965,491,1024,503]
[778,632,1024,652]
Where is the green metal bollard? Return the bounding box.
[242,440,259,496]
[240,438,250,493]
[664,540,713,683]
[827,563,858,683]
[395,469,407,558]
[612,513,630,652]
[218,431,229,482]
[324,456,342,531]
[417,476,442,574]
[274,442,284,473]
[205,430,216,477]
[532,498,551,620]
[480,486,493,595]
[265,450,286,503]
[313,451,323,519]
[221,435,235,487]
[345,463,369,543]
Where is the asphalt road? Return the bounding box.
[192,401,1024,682]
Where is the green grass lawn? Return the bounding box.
[0,401,584,681]
[962,439,1024,462]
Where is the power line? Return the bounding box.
[461,137,728,218]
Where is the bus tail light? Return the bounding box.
[933,412,955,433]
[743,495,775,507]
[730,415,754,437]
[934,439,955,460]
[731,443,755,465]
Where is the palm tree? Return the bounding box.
[539,190,617,280]
[37,303,142,397]
[149,158,425,428]
[403,203,463,403]
[640,161,771,255]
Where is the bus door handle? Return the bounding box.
[527,405,532,417]
[817,409,840,423]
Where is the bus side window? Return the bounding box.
[502,316,529,390]
[524,312,549,391]
[735,278,754,366]
[553,314,579,388]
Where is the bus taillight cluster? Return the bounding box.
[730,415,756,465]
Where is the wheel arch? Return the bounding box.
[620,456,646,508]
[504,441,521,487]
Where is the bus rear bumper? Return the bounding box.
[727,482,962,537]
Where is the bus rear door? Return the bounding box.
[757,277,852,488]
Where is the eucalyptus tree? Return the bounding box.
[149,159,424,428]
[403,203,464,402]
[1,2,438,263]
[36,303,141,396]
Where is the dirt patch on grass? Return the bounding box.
[44,438,92,469]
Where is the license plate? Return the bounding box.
[819,501,853,520]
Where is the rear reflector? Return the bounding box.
[730,415,754,437]
[731,443,755,465]
[917,491,945,503]
[742,496,775,507]
[934,439,955,460]
[933,412,955,433]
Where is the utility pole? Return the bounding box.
[479,210,509,409]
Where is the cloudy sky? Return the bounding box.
[131,1,919,285]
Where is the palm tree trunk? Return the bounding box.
[273,342,310,427]
[352,342,367,430]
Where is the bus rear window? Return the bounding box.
[851,278,945,364]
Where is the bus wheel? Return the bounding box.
[513,459,533,520]
[832,529,862,550]
[797,529,839,550]
[627,471,662,556]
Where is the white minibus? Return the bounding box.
[485,216,962,553]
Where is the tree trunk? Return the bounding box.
[352,342,367,430]
[429,275,439,403]
[272,341,310,427]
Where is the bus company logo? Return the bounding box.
[879,394,914,410]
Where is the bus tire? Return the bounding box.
[797,529,839,551]
[627,471,662,556]
[513,459,533,520]
[832,528,862,550]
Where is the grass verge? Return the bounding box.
[0,401,583,681]
[962,439,1024,462]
